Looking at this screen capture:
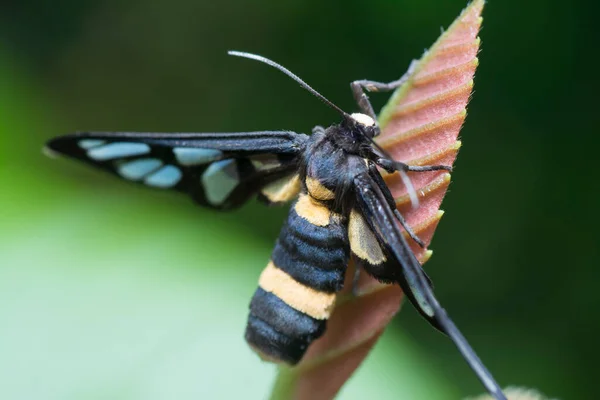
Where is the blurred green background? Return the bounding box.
[1,0,598,399]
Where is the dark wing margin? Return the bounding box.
[353,172,507,400]
[45,131,308,210]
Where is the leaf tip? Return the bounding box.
[420,249,434,264]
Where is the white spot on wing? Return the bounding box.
[88,142,150,161]
[118,158,162,180]
[173,148,222,166]
[78,139,106,150]
[202,159,239,205]
[144,165,182,188]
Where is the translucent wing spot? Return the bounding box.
[88,142,151,161]
[78,139,106,150]
[410,281,435,317]
[117,158,163,180]
[202,159,239,205]
[250,154,281,171]
[144,165,182,188]
[173,147,222,166]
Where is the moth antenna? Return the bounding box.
[229,50,420,208]
[228,51,350,119]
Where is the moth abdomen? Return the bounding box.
[273,194,349,291]
[246,193,350,364]
[246,288,326,364]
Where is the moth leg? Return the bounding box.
[406,164,453,173]
[350,59,419,119]
[376,158,452,174]
[393,208,425,248]
[373,156,452,211]
[350,81,377,120]
[368,162,425,248]
[356,59,419,92]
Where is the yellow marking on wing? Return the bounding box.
[294,194,332,226]
[258,261,336,320]
[261,174,301,203]
[348,209,386,265]
[305,176,335,201]
[250,154,281,171]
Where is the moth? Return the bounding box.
[45,51,506,400]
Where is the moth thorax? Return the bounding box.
[350,113,375,127]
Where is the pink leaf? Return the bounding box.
[269,1,484,399]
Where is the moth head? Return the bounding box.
[349,112,380,139]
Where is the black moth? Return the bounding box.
[45,51,506,400]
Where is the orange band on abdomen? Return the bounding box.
[258,261,337,320]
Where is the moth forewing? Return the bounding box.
[46,131,308,210]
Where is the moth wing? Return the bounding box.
[353,172,506,399]
[46,131,308,210]
[352,173,443,330]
